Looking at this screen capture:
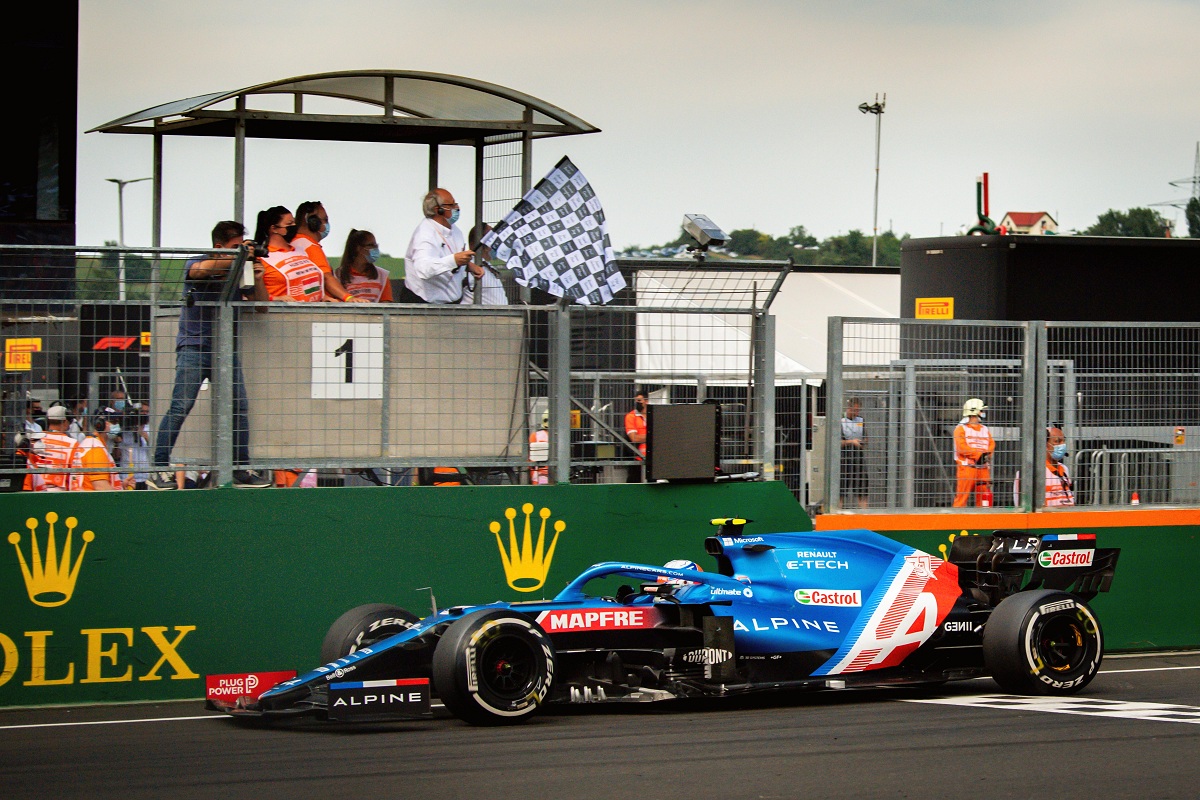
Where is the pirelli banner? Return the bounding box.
[0,481,810,707]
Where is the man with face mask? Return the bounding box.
[24,400,45,437]
[625,389,649,483]
[401,188,477,303]
[1014,426,1074,507]
[292,200,363,303]
[953,398,995,507]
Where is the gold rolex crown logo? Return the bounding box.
[490,503,564,593]
[8,512,95,608]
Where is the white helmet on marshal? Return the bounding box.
[961,398,987,422]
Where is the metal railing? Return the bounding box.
[825,317,1200,511]
[3,245,786,490]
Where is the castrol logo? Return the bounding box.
[794,588,862,607]
[1037,549,1094,568]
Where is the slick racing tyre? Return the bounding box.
[320,603,420,663]
[432,609,556,726]
[983,590,1103,695]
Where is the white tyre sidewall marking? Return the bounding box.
[1022,600,1102,690]
[463,616,554,717]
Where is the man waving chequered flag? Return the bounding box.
[482,157,625,305]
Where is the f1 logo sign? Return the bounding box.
[93,337,138,351]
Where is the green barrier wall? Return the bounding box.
[3,484,1196,708]
[0,482,810,707]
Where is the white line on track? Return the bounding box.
[0,714,224,731]
[1100,665,1200,675]
[902,695,1200,724]
[0,664,1194,732]
[0,701,447,731]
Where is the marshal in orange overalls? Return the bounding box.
[953,420,995,507]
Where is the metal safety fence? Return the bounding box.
[825,317,1200,511]
[2,245,785,491]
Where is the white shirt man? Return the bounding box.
[403,188,476,303]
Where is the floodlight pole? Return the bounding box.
[858,94,886,268]
[106,177,151,300]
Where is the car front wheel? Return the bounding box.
[432,609,556,725]
[320,603,421,664]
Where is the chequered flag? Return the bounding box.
[482,157,625,305]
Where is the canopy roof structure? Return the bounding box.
[88,70,598,145]
[88,70,600,243]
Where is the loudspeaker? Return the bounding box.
[646,403,719,482]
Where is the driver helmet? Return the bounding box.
[658,558,702,584]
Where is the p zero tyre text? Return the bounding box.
[320,603,421,664]
[432,609,555,725]
[983,590,1103,695]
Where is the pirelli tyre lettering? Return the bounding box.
[982,589,1103,695]
[432,610,556,725]
[320,604,421,664]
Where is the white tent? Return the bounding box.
[770,271,902,376]
[635,269,900,384]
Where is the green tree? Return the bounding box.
[1186,197,1200,238]
[874,231,906,267]
[726,228,771,257]
[785,225,819,249]
[814,230,873,266]
[1084,207,1173,237]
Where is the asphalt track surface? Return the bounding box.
[2,652,1197,800]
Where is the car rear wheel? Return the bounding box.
[320,603,421,663]
[432,609,555,725]
[983,590,1103,695]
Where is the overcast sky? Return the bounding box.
[77,0,1200,253]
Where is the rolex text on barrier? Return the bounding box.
[3,511,200,695]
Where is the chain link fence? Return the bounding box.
[3,246,785,491]
[825,317,1200,511]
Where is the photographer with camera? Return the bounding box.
[953,398,995,507]
[147,221,270,490]
[462,223,508,305]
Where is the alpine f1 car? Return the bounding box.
[209,518,1119,725]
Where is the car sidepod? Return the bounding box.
[706,530,961,681]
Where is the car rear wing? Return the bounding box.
[946,531,1120,604]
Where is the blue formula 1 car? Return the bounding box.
[209,519,1119,726]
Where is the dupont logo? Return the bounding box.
[915,297,954,320]
[1038,549,1094,568]
[794,588,862,607]
[682,648,732,665]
